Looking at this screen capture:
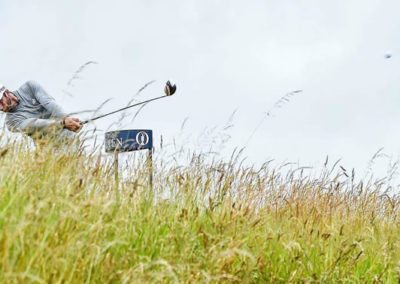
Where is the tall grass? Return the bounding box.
[1,137,400,283]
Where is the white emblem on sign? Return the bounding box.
[136,131,149,146]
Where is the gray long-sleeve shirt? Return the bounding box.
[5,81,74,139]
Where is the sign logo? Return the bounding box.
[136,131,150,146]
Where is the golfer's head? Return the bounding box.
[0,83,17,112]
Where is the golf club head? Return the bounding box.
[164,81,177,96]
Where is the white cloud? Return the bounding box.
[0,0,399,175]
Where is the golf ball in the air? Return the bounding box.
[384,53,393,59]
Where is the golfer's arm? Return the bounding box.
[28,81,67,118]
[9,118,62,135]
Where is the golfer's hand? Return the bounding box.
[63,117,82,132]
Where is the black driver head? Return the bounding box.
[164,81,177,96]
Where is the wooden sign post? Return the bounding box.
[105,129,154,188]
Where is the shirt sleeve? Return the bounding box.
[27,81,67,118]
[6,115,62,136]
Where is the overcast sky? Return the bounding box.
[1,0,399,177]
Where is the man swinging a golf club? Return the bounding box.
[1,80,177,143]
[0,81,81,142]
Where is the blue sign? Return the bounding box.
[105,129,153,153]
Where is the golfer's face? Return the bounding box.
[0,91,15,112]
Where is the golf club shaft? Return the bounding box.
[81,95,168,125]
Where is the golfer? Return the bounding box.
[0,81,81,142]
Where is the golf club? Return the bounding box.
[81,81,177,125]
